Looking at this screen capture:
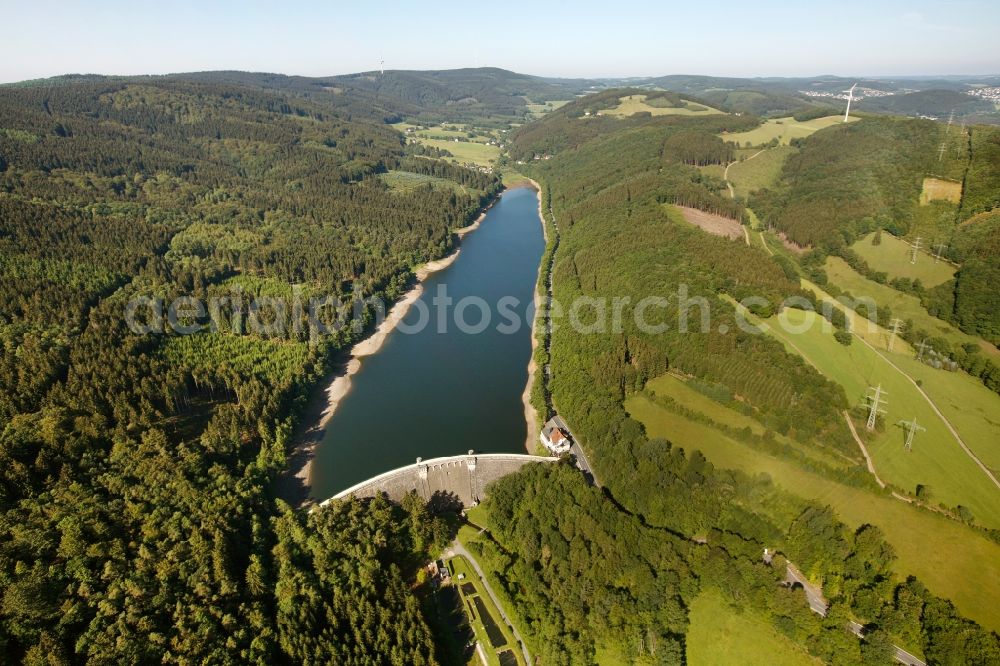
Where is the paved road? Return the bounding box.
[784,563,829,615]
[847,622,926,665]
[549,414,601,487]
[782,558,925,665]
[446,541,531,666]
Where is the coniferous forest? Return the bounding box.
[0,77,496,663]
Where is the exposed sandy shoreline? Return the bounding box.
[280,197,497,505]
[521,179,547,453]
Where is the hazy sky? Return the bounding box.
[2,0,998,83]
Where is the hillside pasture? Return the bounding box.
[824,256,994,357]
[850,232,956,287]
[625,390,1000,632]
[413,137,499,166]
[686,590,820,665]
[644,374,854,470]
[750,306,1000,529]
[605,94,723,117]
[920,176,963,205]
[671,204,744,240]
[726,146,797,198]
[802,279,1000,473]
[394,121,502,166]
[526,99,570,119]
[722,115,856,147]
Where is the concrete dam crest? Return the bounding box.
[318,453,558,508]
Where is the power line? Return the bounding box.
[933,242,947,263]
[908,236,922,264]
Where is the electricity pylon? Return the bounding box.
[933,242,947,263]
[898,417,926,452]
[915,338,930,361]
[908,236,922,264]
[887,319,904,352]
[866,384,888,431]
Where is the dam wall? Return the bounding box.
[318,452,558,508]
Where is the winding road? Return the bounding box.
[537,193,602,488]
[782,559,926,665]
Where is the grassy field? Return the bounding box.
[920,176,962,205]
[379,169,473,194]
[726,146,798,198]
[892,353,1000,472]
[645,374,853,470]
[849,232,956,287]
[421,138,499,166]
[448,555,525,666]
[802,278,1000,475]
[393,122,502,167]
[526,100,570,119]
[824,256,996,358]
[749,307,1000,528]
[625,391,1000,631]
[721,115,857,147]
[686,590,820,665]
[605,94,723,117]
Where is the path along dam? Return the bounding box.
[318,453,558,507]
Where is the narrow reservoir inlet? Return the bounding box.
[309,186,545,500]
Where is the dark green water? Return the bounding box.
[309,186,544,500]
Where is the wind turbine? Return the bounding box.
[843,83,858,122]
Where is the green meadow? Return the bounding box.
[645,374,853,470]
[850,232,956,287]
[803,279,1000,473]
[823,256,998,359]
[416,137,499,166]
[726,146,797,198]
[526,99,570,119]
[749,307,1000,528]
[686,590,820,665]
[722,115,856,147]
[393,121,502,166]
[605,94,723,117]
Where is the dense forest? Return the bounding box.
[475,458,1000,664]
[751,117,958,246]
[0,77,497,662]
[948,209,1000,345]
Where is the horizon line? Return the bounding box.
[4,67,1000,87]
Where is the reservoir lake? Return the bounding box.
[309,186,545,500]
